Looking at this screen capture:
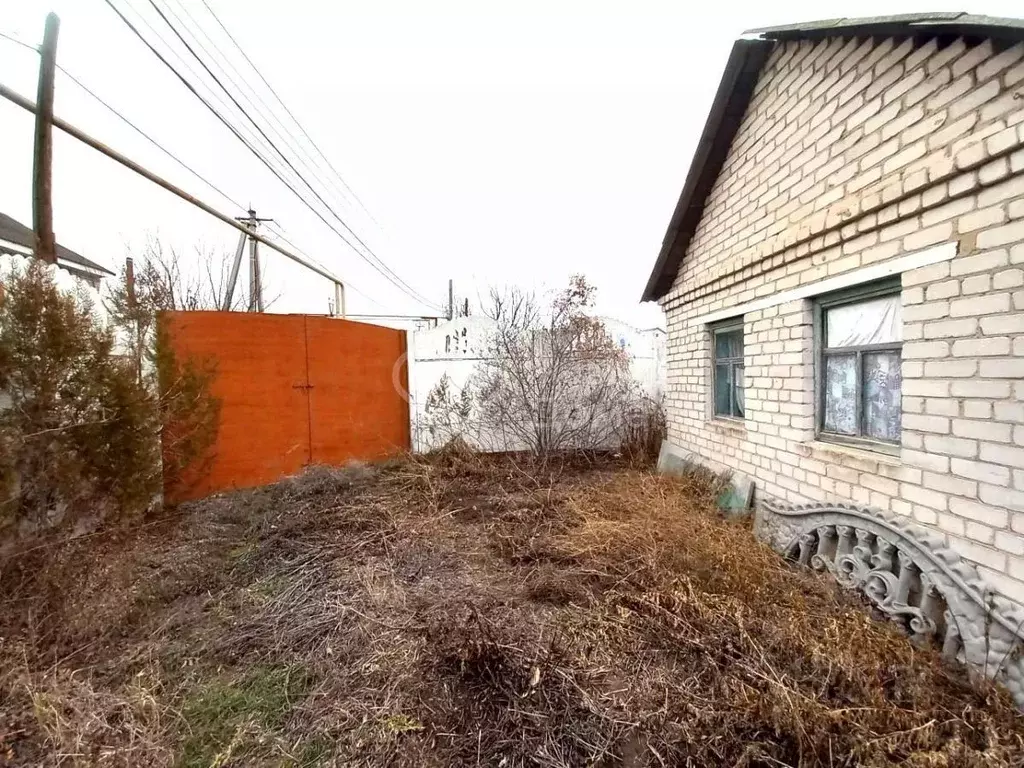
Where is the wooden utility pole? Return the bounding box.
[248,212,262,312]
[2,82,349,288]
[32,12,60,263]
[222,230,247,310]
[447,278,454,320]
[228,208,272,312]
[125,256,136,308]
[125,256,144,383]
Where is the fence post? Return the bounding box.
[334,281,345,317]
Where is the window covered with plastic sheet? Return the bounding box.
[711,320,744,419]
[816,280,902,451]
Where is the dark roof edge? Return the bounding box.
[746,13,1024,42]
[0,212,114,276]
[641,12,1024,304]
[641,39,773,302]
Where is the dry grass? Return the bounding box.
[1,452,1022,767]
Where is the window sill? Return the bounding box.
[803,439,901,467]
[708,417,747,436]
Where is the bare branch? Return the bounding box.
[423,275,661,458]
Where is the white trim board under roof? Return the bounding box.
[691,242,957,327]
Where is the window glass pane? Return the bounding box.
[864,351,902,442]
[715,329,743,359]
[826,295,901,347]
[733,365,745,418]
[714,364,731,415]
[824,355,857,435]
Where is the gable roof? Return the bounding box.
[0,212,114,277]
[641,12,1024,302]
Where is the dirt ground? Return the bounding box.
[1,451,1022,767]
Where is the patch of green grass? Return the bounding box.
[227,541,257,562]
[179,665,311,768]
[380,713,424,735]
[250,573,288,600]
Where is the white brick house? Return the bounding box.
[0,212,113,289]
[645,14,1024,688]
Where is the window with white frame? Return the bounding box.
[711,320,744,419]
[815,279,902,449]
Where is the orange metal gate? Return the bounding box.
[162,311,409,503]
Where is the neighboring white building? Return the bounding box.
[601,318,667,399]
[407,315,666,451]
[0,212,114,290]
[0,212,115,326]
[0,215,116,411]
[643,14,1024,706]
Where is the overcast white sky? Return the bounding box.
[1,1,1020,327]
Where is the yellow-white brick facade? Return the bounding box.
[659,35,1024,603]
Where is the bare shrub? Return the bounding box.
[429,275,644,457]
[617,394,666,467]
[421,373,472,449]
[106,237,277,383]
[116,236,278,311]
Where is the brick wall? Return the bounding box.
[659,35,1024,603]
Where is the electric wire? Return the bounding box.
[103,0,441,311]
[0,26,386,308]
[197,0,378,225]
[141,0,442,311]
[163,0,364,220]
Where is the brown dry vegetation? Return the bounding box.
[1,452,1022,767]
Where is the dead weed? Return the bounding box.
[0,452,1021,766]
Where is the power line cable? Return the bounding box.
[142,0,440,313]
[0,29,243,213]
[155,1,337,203]
[88,5,353,285]
[1,25,385,308]
[141,0,442,312]
[163,0,366,221]
[99,2,302,202]
[105,5,346,274]
[0,80,347,286]
[197,0,379,226]
[156,0,389,294]
[119,0,372,267]
[149,0,438,315]
[102,0,440,312]
[102,0,386,293]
